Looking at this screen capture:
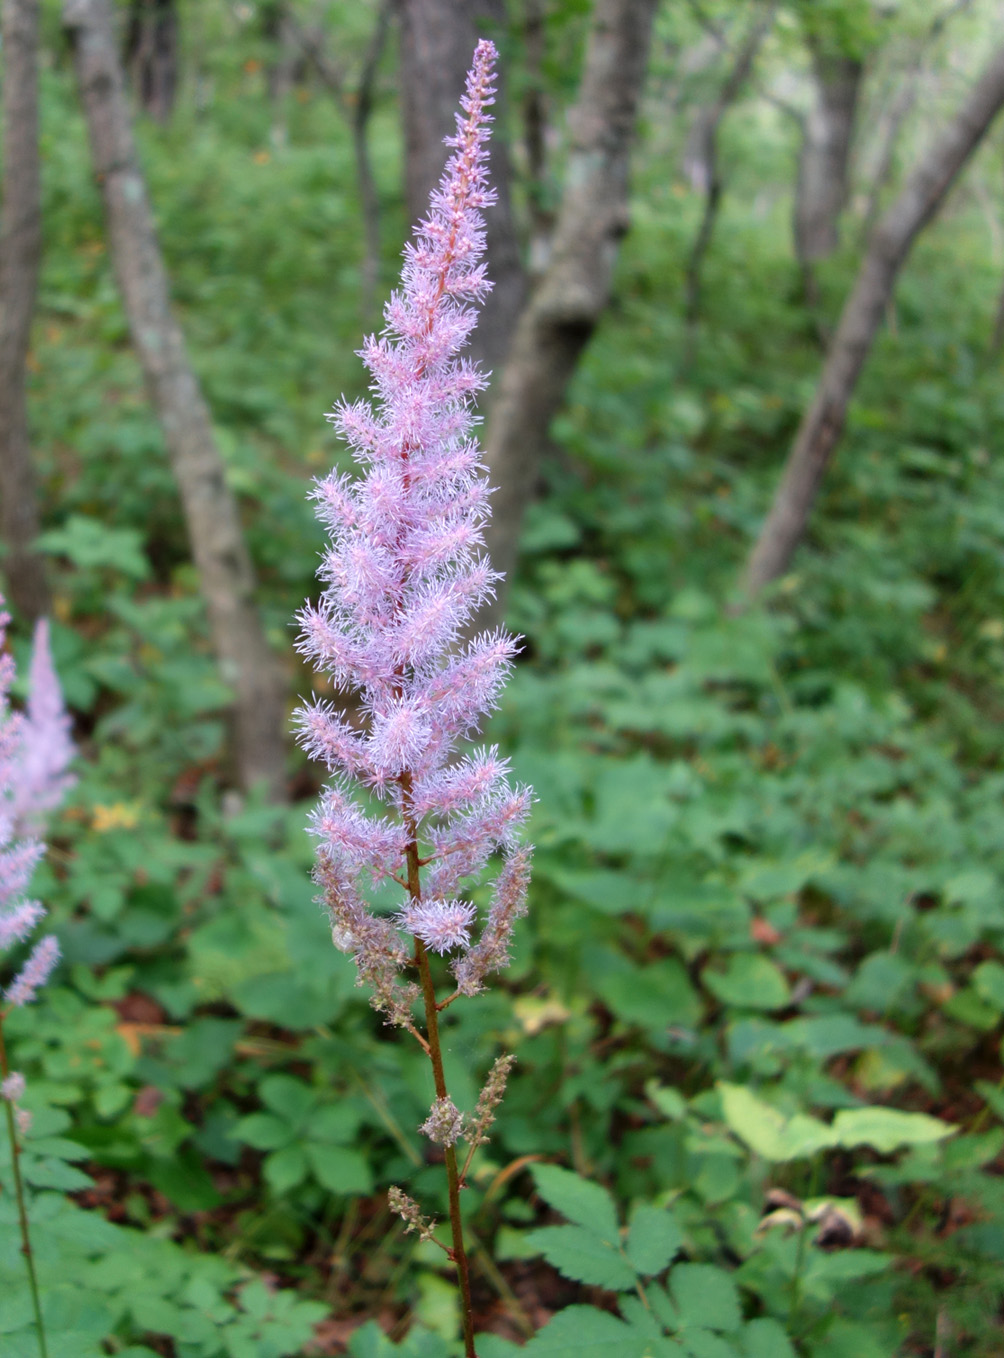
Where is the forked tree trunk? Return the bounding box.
[65,0,287,799]
[743,39,1004,598]
[0,0,50,624]
[125,0,178,123]
[482,0,658,625]
[291,0,392,323]
[396,0,526,376]
[794,43,862,286]
[683,3,774,344]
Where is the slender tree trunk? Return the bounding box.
[860,0,974,243]
[683,3,774,348]
[481,0,658,626]
[125,0,178,123]
[743,39,1004,598]
[64,0,287,799]
[0,0,49,624]
[396,0,526,376]
[292,0,392,322]
[794,42,862,303]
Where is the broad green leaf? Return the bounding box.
[309,1102,364,1145]
[525,1225,637,1291]
[719,1084,836,1162]
[595,959,702,1032]
[264,1145,308,1194]
[522,1305,645,1356]
[703,955,791,1012]
[742,1319,796,1358]
[670,1264,742,1334]
[258,1074,317,1125]
[832,1107,955,1153]
[531,1164,621,1241]
[233,1113,292,1151]
[305,1142,373,1195]
[681,1331,742,1358]
[973,960,1004,1013]
[625,1205,683,1276]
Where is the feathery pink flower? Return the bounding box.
[297,39,531,1022]
[11,620,77,835]
[0,603,74,1020]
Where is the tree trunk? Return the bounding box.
[125,0,178,123]
[793,42,862,289]
[743,39,1004,599]
[64,0,288,799]
[291,0,392,323]
[395,0,526,376]
[683,4,775,347]
[481,0,658,625]
[859,0,974,243]
[0,0,49,625]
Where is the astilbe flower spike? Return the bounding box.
[0,601,75,1358]
[296,41,528,1356]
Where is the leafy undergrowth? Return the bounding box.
[5,17,1004,1357]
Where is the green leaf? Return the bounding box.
[531,1164,621,1241]
[681,1332,742,1358]
[258,1075,317,1125]
[973,961,1004,1013]
[305,1142,373,1195]
[718,1083,836,1162]
[524,1225,637,1291]
[264,1145,308,1194]
[670,1264,742,1334]
[233,1113,293,1151]
[832,1107,955,1153]
[703,955,791,1011]
[625,1205,683,1276]
[742,1319,795,1358]
[309,1102,364,1145]
[522,1305,644,1356]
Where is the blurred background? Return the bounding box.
[4,0,1004,1354]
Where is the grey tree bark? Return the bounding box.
[125,0,178,124]
[859,0,973,243]
[0,0,50,624]
[794,40,862,298]
[481,0,658,625]
[743,39,1004,598]
[683,3,775,346]
[65,0,288,799]
[290,0,392,323]
[395,0,526,376]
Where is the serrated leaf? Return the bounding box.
[258,1075,316,1125]
[832,1107,955,1153]
[305,1142,373,1195]
[681,1331,741,1358]
[626,1205,683,1276]
[670,1264,741,1334]
[264,1144,308,1194]
[531,1164,620,1240]
[525,1225,637,1291]
[522,1305,645,1356]
[742,1319,795,1358]
[718,1083,836,1162]
[703,955,790,1011]
[233,1113,292,1151]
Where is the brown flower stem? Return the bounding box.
[401,772,477,1358]
[0,1017,48,1358]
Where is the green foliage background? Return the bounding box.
[4,0,1004,1354]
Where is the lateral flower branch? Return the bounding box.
[295,41,530,1355]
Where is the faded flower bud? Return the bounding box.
[420,1096,465,1147]
[389,1185,438,1241]
[465,1053,516,1149]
